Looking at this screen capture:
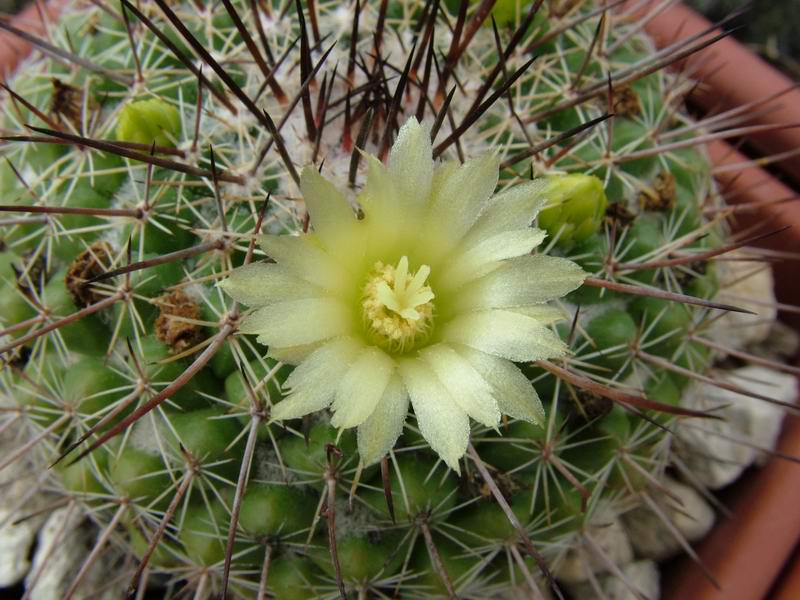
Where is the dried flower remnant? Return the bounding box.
[639,170,678,211]
[221,118,587,471]
[66,241,113,308]
[155,290,204,353]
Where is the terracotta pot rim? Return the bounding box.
[0,0,69,77]
[632,3,800,599]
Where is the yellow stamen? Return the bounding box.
[361,256,435,353]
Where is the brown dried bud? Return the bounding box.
[638,170,677,211]
[604,201,638,228]
[66,241,114,308]
[570,389,613,422]
[612,86,642,118]
[154,289,204,353]
[50,79,89,126]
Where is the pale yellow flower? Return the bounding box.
[220,118,586,471]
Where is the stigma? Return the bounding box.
[361,256,435,353]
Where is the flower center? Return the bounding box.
[361,256,435,353]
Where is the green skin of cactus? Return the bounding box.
[0,0,729,596]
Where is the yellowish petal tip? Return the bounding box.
[445,459,461,475]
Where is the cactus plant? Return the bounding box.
[0,0,796,598]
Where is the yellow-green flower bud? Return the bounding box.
[116,98,181,148]
[488,0,537,27]
[537,174,607,247]
[489,0,520,26]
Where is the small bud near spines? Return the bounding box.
[538,173,608,247]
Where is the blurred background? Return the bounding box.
[0,0,27,14]
[0,0,24,13]
[689,0,800,78]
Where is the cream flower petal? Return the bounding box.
[399,358,470,473]
[271,337,363,420]
[429,154,500,245]
[388,118,433,212]
[362,156,396,219]
[260,234,351,294]
[218,262,321,307]
[507,304,566,323]
[455,255,586,312]
[300,167,358,251]
[361,156,416,258]
[240,298,351,347]
[430,160,459,199]
[357,374,408,466]
[455,345,544,425]
[442,309,567,362]
[420,344,500,427]
[330,346,395,428]
[462,180,550,246]
[463,228,547,267]
[267,343,320,366]
[439,228,547,292]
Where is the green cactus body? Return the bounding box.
[0,0,782,598]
